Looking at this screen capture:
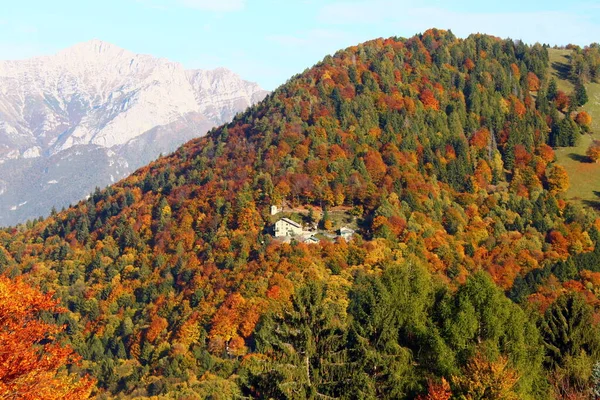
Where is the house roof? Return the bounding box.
[304,235,319,243]
[279,217,302,228]
[340,226,355,234]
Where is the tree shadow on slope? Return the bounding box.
[582,191,600,210]
[551,55,572,82]
[568,153,591,163]
[582,199,600,210]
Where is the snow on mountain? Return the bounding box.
[0,40,269,226]
[0,39,269,159]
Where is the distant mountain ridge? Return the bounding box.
[0,40,268,225]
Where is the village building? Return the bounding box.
[274,217,302,237]
[339,226,355,241]
[303,235,320,244]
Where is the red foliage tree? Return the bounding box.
[547,230,569,257]
[555,91,570,111]
[513,144,532,169]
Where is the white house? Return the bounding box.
[303,235,320,244]
[274,218,303,237]
[339,226,355,241]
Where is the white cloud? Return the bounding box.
[317,1,600,46]
[177,0,246,12]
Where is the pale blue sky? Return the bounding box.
[1,0,599,90]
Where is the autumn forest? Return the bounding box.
[3,29,600,399]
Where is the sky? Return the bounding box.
[1,0,599,90]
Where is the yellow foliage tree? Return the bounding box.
[452,354,520,400]
[546,164,570,194]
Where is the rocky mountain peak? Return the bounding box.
[0,41,269,225]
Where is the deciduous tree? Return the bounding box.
[0,276,94,399]
[587,140,600,163]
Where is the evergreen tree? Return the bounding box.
[547,78,558,101]
[539,294,600,371]
[433,272,548,398]
[574,81,589,107]
[248,281,347,399]
[346,261,433,398]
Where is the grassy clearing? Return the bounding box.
[328,209,357,231]
[550,47,600,207]
[548,49,574,93]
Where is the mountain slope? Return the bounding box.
[0,40,268,225]
[1,31,600,398]
[549,47,600,206]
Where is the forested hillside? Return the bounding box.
[2,29,600,399]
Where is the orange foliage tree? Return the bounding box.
[575,111,592,128]
[511,96,526,117]
[587,140,600,163]
[464,58,475,71]
[420,88,439,110]
[537,143,555,163]
[417,378,452,400]
[527,72,540,91]
[469,128,490,150]
[364,150,387,183]
[0,276,94,399]
[510,63,521,80]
